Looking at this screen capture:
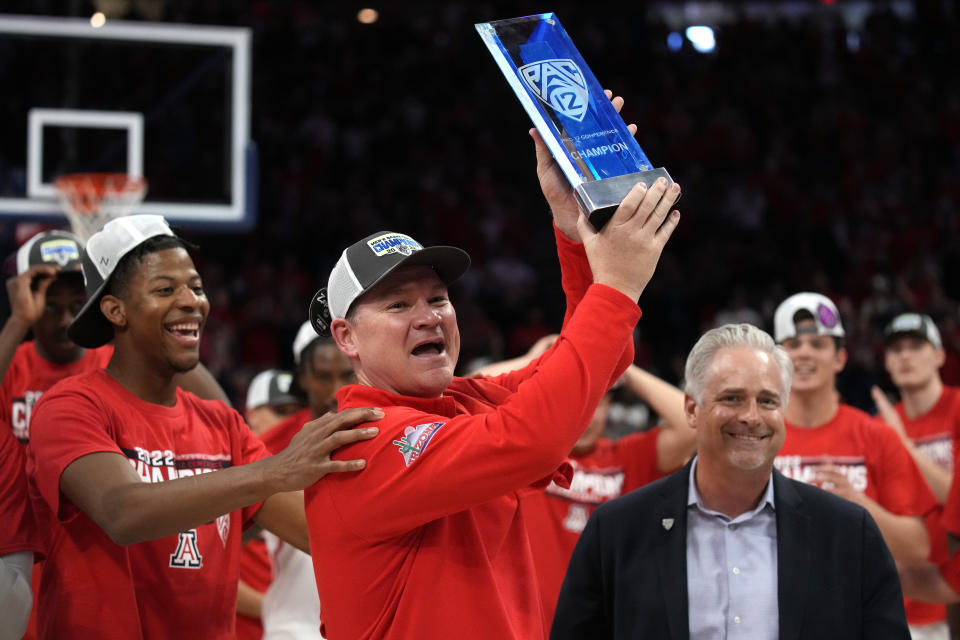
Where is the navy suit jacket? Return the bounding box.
[550,460,910,640]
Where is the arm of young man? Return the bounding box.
[44,407,381,546]
[620,364,694,473]
[0,265,58,381]
[872,386,952,502]
[817,461,932,563]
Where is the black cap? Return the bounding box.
[309,231,470,336]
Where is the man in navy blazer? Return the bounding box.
[551,323,909,640]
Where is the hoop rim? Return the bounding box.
[53,172,147,195]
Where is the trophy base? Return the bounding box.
[574,168,674,230]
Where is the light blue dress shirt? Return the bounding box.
[686,459,779,640]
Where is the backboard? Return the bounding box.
[0,14,256,230]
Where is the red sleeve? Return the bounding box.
[0,427,41,556]
[232,409,272,525]
[28,385,126,522]
[870,418,938,518]
[317,284,642,539]
[482,225,633,394]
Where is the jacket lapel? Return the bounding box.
[656,460,692,640]
[774,470,811,640]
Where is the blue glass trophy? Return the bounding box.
[476,13,673,229]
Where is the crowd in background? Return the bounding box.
[2,0,959,417]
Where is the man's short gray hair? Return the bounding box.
[684,323,793,406]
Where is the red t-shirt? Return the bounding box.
[1,341,112,443]
[775,403,938,625]
[523,428,666,625]
[0,425,41,556]
[775,403,937,516]
[27,369,271,640]
[896,387,960,625]
[260,407,314,455]
[305,233,640,640]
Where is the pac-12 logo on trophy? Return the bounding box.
[519,58,589,122]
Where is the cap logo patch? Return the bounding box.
[367,233,422,258]
[393,421,444,467]
[891,315,922,332]
[816,303,838,328]
[39,239,79,266]
[276,372,293,393]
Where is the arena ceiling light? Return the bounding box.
[685,25,716,53]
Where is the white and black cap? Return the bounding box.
[884,313,942,349]
[293,320,320,365]
[309,231,470,336]
[68,215,176,348]
[246,369,300,410]
[773,292,845,343]
[16,230,84,275]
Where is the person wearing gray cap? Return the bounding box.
[873,312,959,638]
[770,293,936,568]
[245,368,304,436]
[25,215,381,639]
[299,122,681,639]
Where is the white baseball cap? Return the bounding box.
[68,215,176,348]
[773,292,845,343]
[293,320,319,365]
[884,313,942,349]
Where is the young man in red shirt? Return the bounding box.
[0,230,112,444]
[302,119,682,639]
[876,313,960,638]
[26,215,380,639]
[772,292,936,564]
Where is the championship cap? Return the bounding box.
[68,215,176,349]
[246,369,300,411]
[883,313,942,349]
[293,320,320,365]
[16,230,84,275]
[309,231,470,336]
[773,292,845,343]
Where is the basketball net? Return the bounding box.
[53,173,148,242]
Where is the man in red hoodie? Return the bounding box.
[302,121,682,639]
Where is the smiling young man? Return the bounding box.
[771,293,937,570]
[551,323,909,640]
[301,125,682,639]
[25,215,381,639]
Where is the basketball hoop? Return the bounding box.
[53,173,148,242]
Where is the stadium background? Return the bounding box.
[1,0,958,418]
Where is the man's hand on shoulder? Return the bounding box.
[265,407,383,492]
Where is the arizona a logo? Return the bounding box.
[519,58,589,122]
[170,529,203,569]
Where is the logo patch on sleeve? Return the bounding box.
[392,422,444,467]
